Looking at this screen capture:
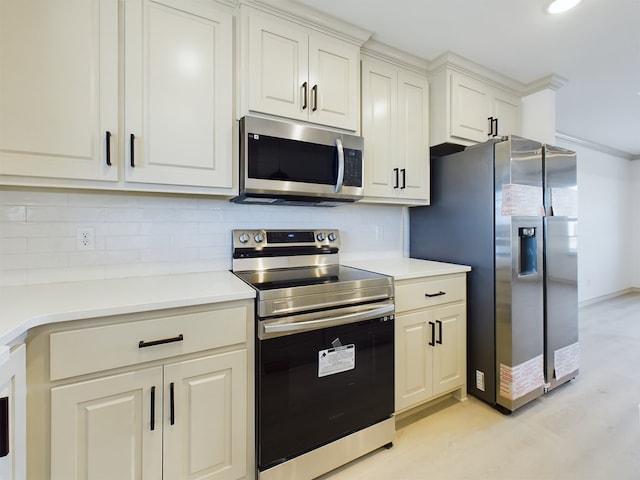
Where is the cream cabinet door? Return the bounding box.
[51,367,164,480]
[0,345,26,480]
[395,310,433,412]
[432,303,466,397]
[397,69,429,202]
[308,33,360,131]
[493,91,521,138]
[361,59,398,198]
[362,58,429,203]
[246,12,309,122]
[163,350,247,480]
[450,72,492,143]
[0,0,118,182]
[124,0,233,188]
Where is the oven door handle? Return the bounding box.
[260,302,394,339]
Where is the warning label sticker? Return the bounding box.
[318,344,355,377]
[499,355,544,401]
[554,342,580,380]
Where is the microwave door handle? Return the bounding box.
[335,138,344,193]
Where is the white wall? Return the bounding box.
[555,138,634,303]
[0,187,406,287]
[633,161,640,289]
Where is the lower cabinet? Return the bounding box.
[0,344,26,480]
[27,300,254,480]
[394,274,467,413]
[51,351,246,480]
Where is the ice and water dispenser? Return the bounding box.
[519,227,537,275]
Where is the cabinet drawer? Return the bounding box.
[395,275,465,313]
[50,306,247,381]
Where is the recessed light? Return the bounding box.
[547,0,582,14]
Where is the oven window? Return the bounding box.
[257,317,394,470]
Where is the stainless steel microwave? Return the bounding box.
[232,116,364,206]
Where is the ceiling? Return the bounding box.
[297,0,640,158]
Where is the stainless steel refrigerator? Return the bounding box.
[409,136,578,412]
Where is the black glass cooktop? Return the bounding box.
[234,265,387,292]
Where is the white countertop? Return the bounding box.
[0,271,256,346]
[346,257,471,280]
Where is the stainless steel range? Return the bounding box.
[231,229,395,480]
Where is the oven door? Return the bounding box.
[256,304,394,471]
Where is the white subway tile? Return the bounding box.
[27,206,105,222]
[0,238,27,254]
[0,206,26,222]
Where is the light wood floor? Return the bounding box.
[319,292,640,480]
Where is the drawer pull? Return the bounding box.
[138,334,184,349]
[425,291,446,298]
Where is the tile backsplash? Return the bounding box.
[0,187,406,286]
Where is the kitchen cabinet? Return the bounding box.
[0,345,26,480]
[430,67,521,147]
[240,4,361,132]
[394,274,467,413]
[27,301,253,480]
[0,0,234,194]
[0,0,119,183]
[361,55,430,204]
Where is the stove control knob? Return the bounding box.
[254,233,265,243]
[238,233,250,244]
[328,232,337,242]
[316,232,325,242]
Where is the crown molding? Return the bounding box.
[361,40,429,75]
[238,0,372,46]
[523,74,568,94]
[556,133,639,160]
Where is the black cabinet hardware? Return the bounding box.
[138,334,184,349]
[436,320,443,345]
[425,291,446,298]
[492,117,499,137]
[429,321,435,347]
[302,82,308,110]
[130,133,135,167]
[312,84,318,112]
[150,386,156,431]
[393,168,399,188]
[170,382,175,426]
[105,131,112,166]
[0,397,8,457]
[487,117,499,137]
[401,168,406,189]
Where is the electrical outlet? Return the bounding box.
[76,227,95,251]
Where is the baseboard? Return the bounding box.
[579,288,639,308]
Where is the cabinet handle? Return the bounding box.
[130,133,136,167]
[105,131,112,166]
[170,382,175,426]
[0,397,8,457]
[425,291,446,298]
[302,82,308,110]
[401,168,406,189]
[138,334,184,349]
[312,84,318,112]
[150,386,156,431]
[393,168,399,188]
[487,117,493,137]
[436,320,443,345]
[493,117,499,137]
[428,321,435,347]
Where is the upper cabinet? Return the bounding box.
[0,0,119,184]
[0,0,234,195]
[123,0,233,190]
[361,46,430,205]
[239,2,369,132]
[430,55,522,147]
